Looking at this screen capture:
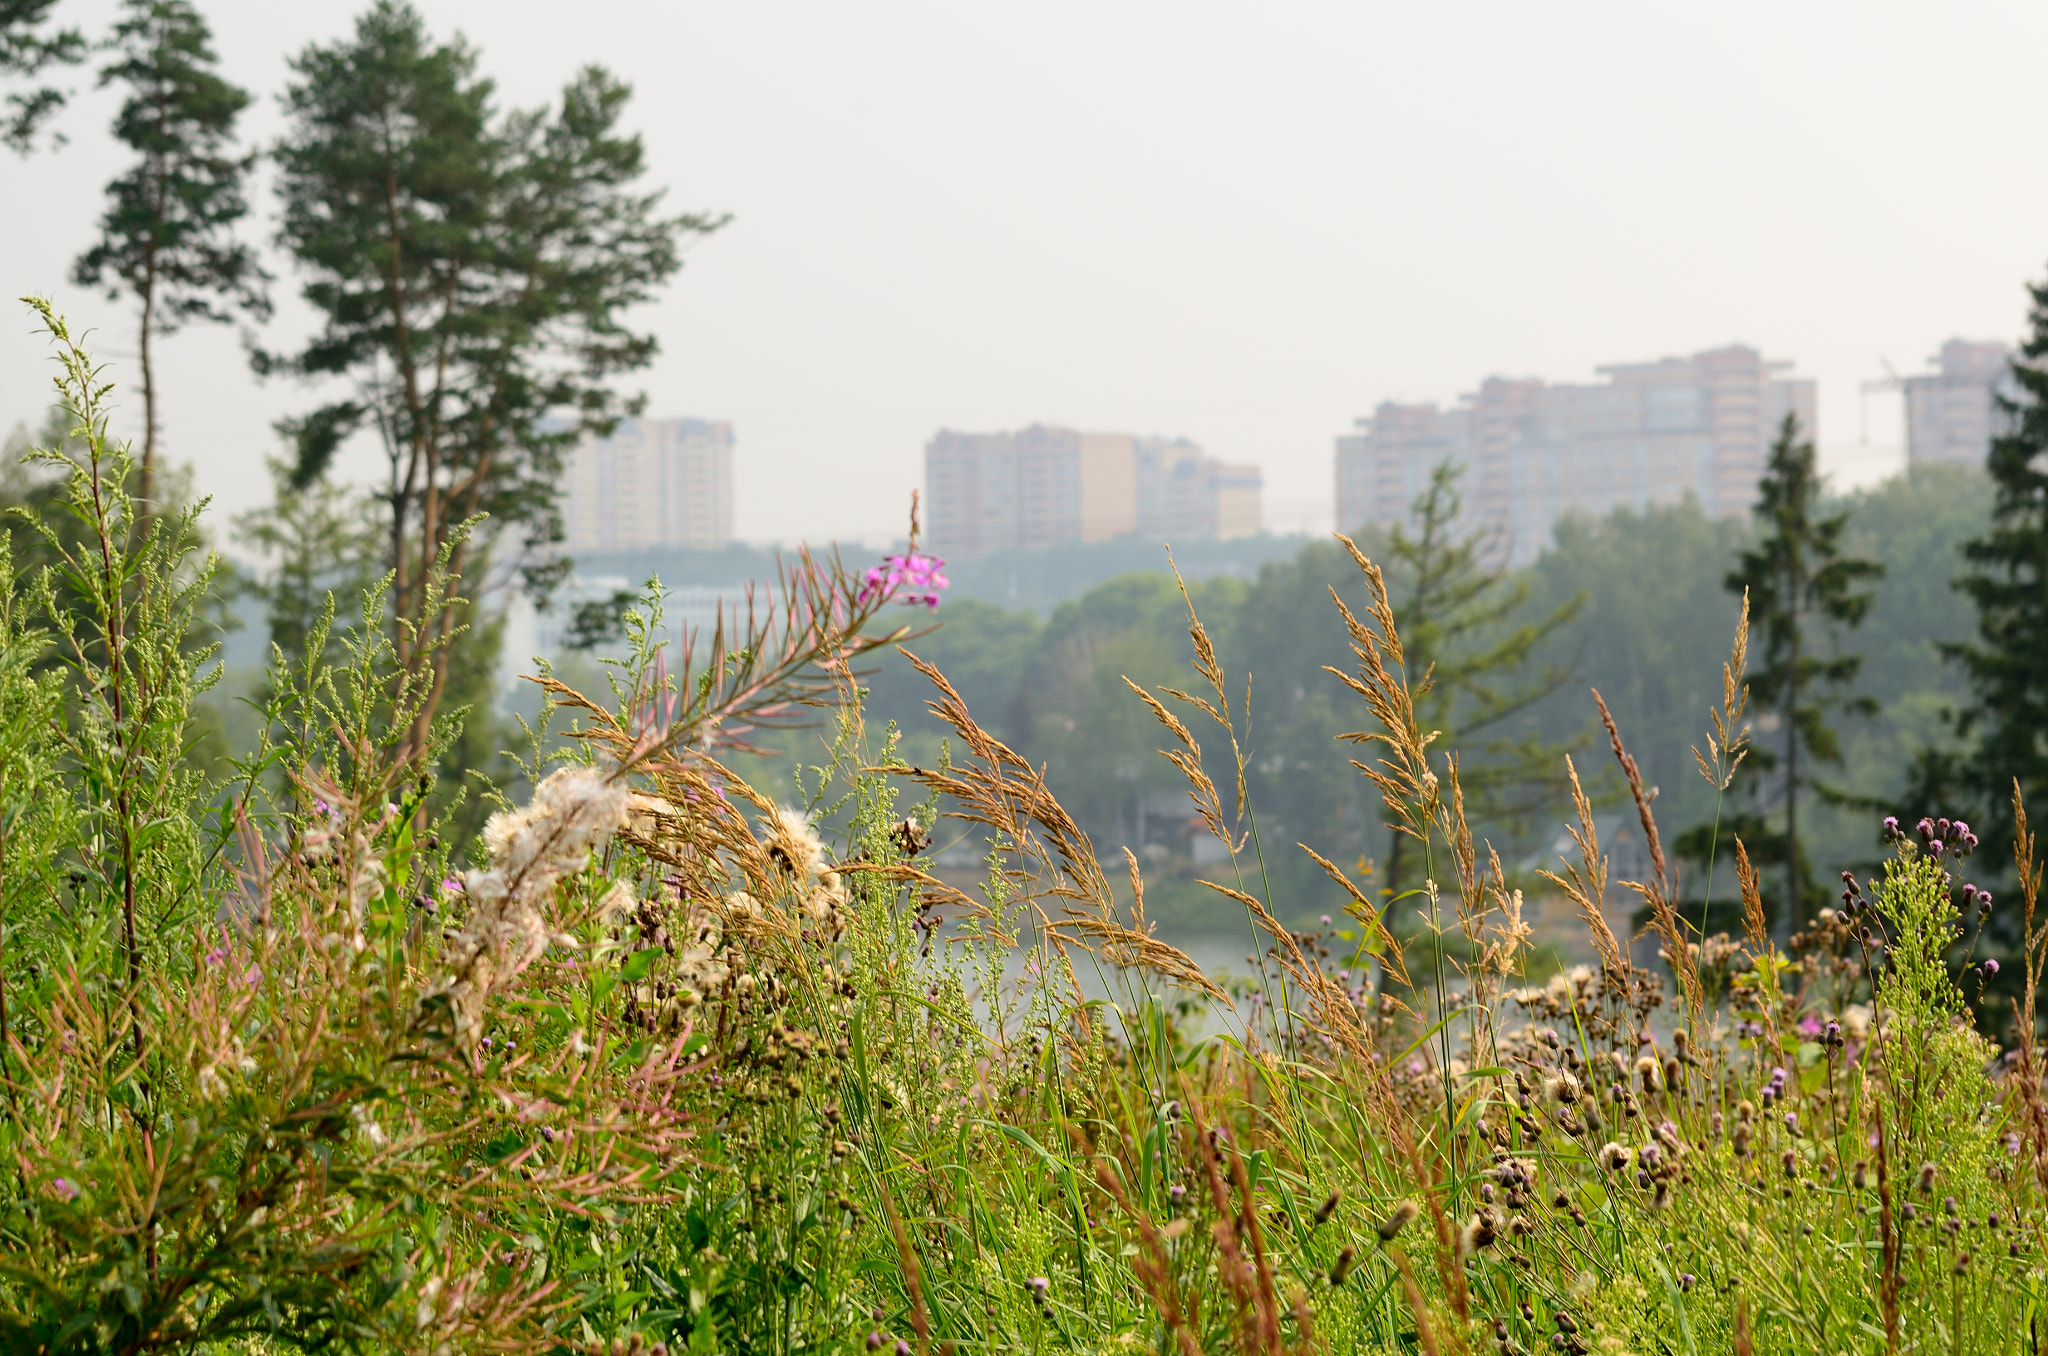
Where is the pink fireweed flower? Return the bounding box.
[858,550,949,609]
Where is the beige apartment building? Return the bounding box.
[1899,339,2011,467]
[925,424,1261,557]
[1334,345,1816,565]
[562,417,734,554]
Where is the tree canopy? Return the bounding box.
[263,0,723,744]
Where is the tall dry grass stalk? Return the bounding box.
[2010,782,2048,1193]
[1594,688,1702,1028]
[1326,536,1440,854]
[897,649,1225,1004]
[1537,755,1627,987]
[1691,587,1752,794]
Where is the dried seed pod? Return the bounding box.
[1329,1245,1357,1286]
[1377,1199,1420,1241]
[1461,1210,1498,1257]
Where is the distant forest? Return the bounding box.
[842,464,1990,933]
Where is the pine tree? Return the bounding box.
[1723,414,1883,941]
[1948,273,2048,854]
[1377,461,1583,892]
[263,0,724,748]
[71,0,267,509]
[1,0,84,150]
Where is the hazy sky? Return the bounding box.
[4,0,2046,550]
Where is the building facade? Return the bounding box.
[1335,345,1816,564]
[1901,339,2011,467]
[562,417,734,554]
[926,424,1261,557]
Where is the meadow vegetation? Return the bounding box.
[4,310,2048,1356]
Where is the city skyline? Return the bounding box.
[1336,344,1817,564]
[3,4,2044,549]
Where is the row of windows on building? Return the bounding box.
[560,417,736,554]
[922,426,1263,558]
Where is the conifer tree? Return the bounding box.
[1723,414,1882,940]
[1948,274,2048,854]
[263,0,724,746]
[72,0,267,509]
[1,0,84,150]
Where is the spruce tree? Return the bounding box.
[1723,414,1883,941]
[72,0,267,509]
[1948,273,2048,854]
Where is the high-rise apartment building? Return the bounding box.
[926,424,1261,557]
[1335,345,1815,564]
[1899,339,2011,467]
[562,417,734,554]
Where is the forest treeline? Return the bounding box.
[859,463,1992,931]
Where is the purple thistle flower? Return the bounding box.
[51,1177,77,1201]
[1983,959,2001,978]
